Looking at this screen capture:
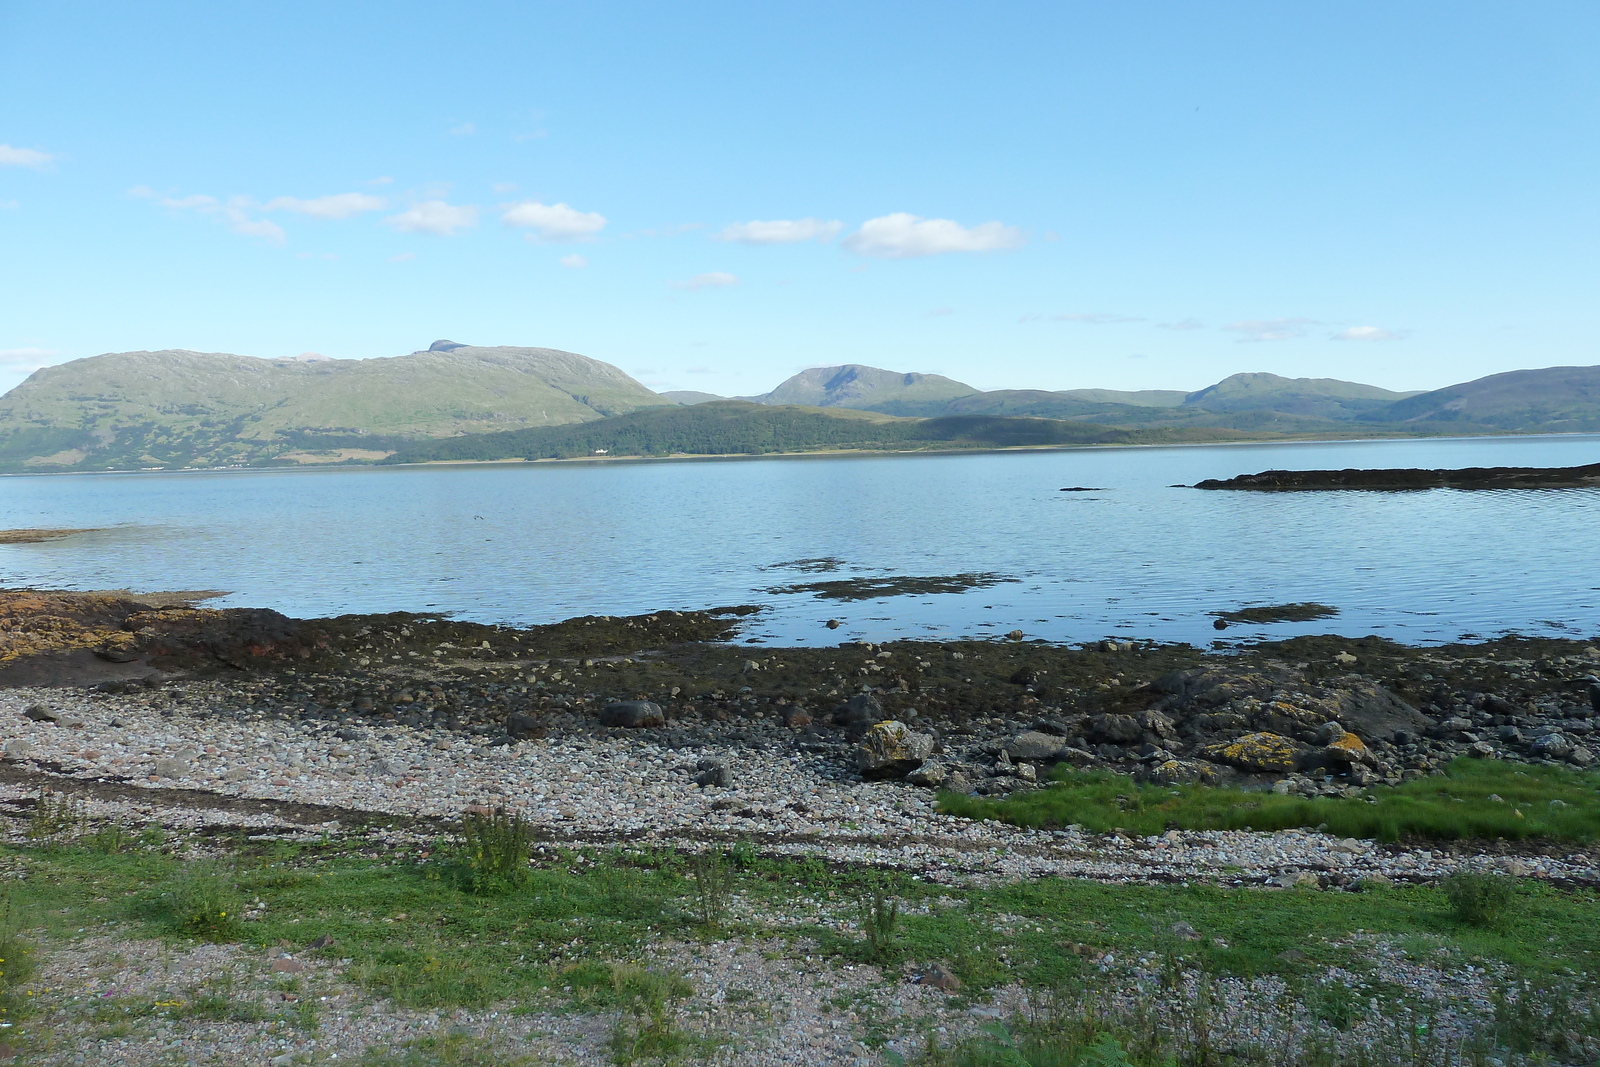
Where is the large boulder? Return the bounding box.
[1332,683,1433,742]
[1199,732,1306,774]
[1004,731,1066,760]
[856,721,935,779]
[599,701,665,728]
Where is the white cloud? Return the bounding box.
[501,200,606,241]
[0,144,55,169]
[264,193,386,219]
[1223,318,1314,342]
[0,347,60,369]
[1051,312,1143,324]
[559,254,589,269]
[1332,325,1405,342]
[715,218,843,244]
[1157,318,1205,331]
[670,271,738,290]
[384,200,479,236]
[842,212,1024,258]
[229,215,287,243]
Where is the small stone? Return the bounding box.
[1006,630,1025,641]
[919,962,962,992]
[2,739,36,759]
[1333,651,1357,666]
[271,958,306,973]
[1468,741,1498,759]
[782,706,813,728]
[693,759,730,788]
[825,619,842,629]
[1568,747,1595,767]
[1003,731,1066,760]
[906,762,948,787]
[23,705,58,722]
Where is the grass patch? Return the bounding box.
[938,758,1600,843]
[0,832,1596,1057]
[1213,601,1340,624]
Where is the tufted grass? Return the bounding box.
[937,758,1600,842]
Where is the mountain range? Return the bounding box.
[0,342,1596,472]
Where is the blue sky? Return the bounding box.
[2,1,1597,399]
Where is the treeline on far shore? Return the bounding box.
[378,401,1264,464]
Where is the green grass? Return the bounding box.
[938,758,1600,842]
[0,829,1597,1064]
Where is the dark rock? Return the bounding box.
[22,705,57,722]
[599,701,665,728]
[505,712,545,739]
[782,705,813,728]
[1089,713,1142,744]
[832,693,884,739]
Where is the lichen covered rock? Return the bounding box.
[1199,731,1306,773]
[856,720,935,779]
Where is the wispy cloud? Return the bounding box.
[842,213,1024,258]
[389,252,416,262]
[670,271,737,290]
[1332,325,1406,342]
[0,144,56,169]
[130,187,286,243]
[384,200,479,236]
[265,193,386,219]
[1157,318,1205,331]
[559,254,588,269]
[364,176,394,186]
[501,200,606,241]
[447,122,476,137]
[715,218,842,244]
[1051,312,1143,324]
[1222,318,1314,342]
[0,200,17,210]
[926,306,955,318]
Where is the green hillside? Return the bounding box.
[1368,365,1600,431]
[379,401,1152,463]
[0,344,668,471]
[746,364,979,416]
[1182,372,1421,418]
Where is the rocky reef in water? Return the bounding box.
[1193,461,1600,491]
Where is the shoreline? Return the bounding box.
[7,426,1595,479]
[0,590,1596,1063]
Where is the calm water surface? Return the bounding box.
[2,434,1598,647]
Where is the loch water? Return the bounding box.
[2,433,1598,647]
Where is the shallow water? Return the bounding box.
[2,434,1598,647]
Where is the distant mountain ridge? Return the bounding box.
[735,365,1423,425]
[0,346,1594,472]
